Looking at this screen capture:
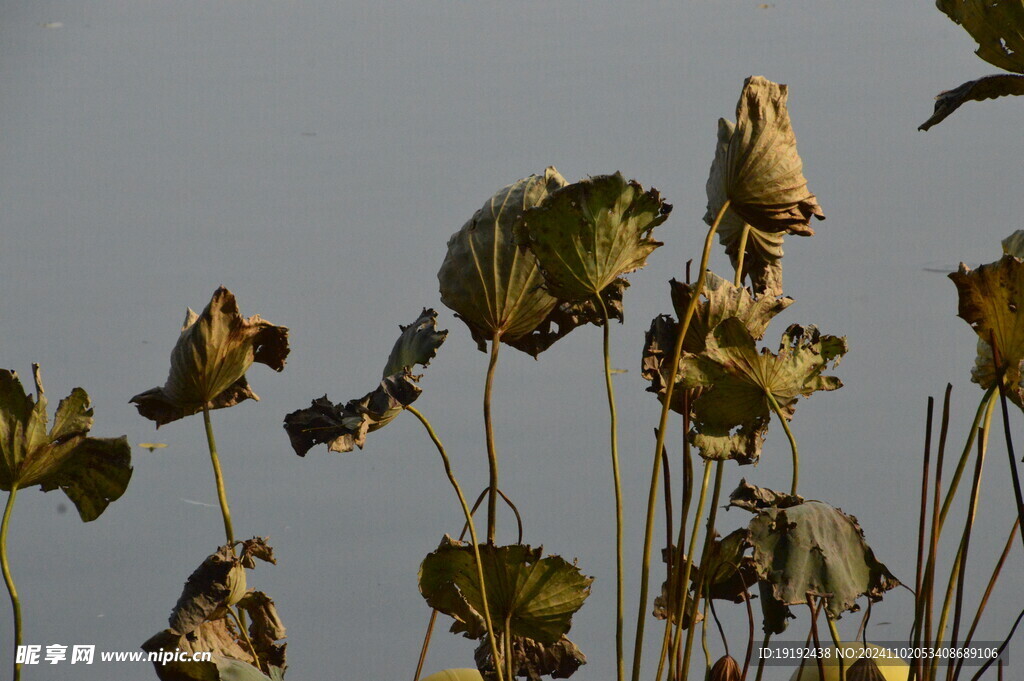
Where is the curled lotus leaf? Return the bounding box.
[418,536,592,646]
[284,310,447,455]
[474,634,587,681]
[131,287,289,427]
[652,546,702,628]
[143,539,285,680]
[949,253,1024,408]
[677,318,846,463]
[919,74,1024,131]
[731,486,900,623]
[440,168,593,357]
[706,77,824,296]
[0,366,132,522]
[515,172,671,303]
[728,479,804,512]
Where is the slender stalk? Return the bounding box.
[2,483,21,681]
[596,294,627,681]
[484,332,502,545]
[734,224,751,288]
[923,385,953,671]
[700,587,711,677]
[968,606,1024,681]
[953,518,1019,681]
[808,596,827,681]
[826,617,846,681]
[406,406,505,681]
[996,369,1024,553]
[202,406,235,547]
[765,392,800,496]
[754,632,770,681]
[413,610,439,681]
[938,388,997,529]
[912,395,934,672]
[678,462,725,679]
[505,613,513,681]
[945,431,987,681]
[227,606,263,673]
[632,199,731,681]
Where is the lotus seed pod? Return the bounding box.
[225,562,247,607]
[709,654,742,681]
[438,168,567,353]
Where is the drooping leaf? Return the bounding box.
[652,546,703,628]
[515,172,670,304]
[677,318,846,463]
[382,308,449,378]
[143,539,285,681]
[474,634,587,681]
[728,479,803,512]
[919,74,1024,130]
[936,0,1024,74]
[0,367,132,521]
[131,288,289,427]
[440,168,592,357]
[705,77,824,296]
[284,309,447,456]
[949,253,1024,408]
[418,537,592,646]
[732,488,900,622]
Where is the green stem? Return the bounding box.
[678,462,725,680]
[734,224,751,288]
[227,606,263,673]
[596,294,626,681]
[766,392,800,496]
[938,388,997,529]
[202,406,235,547]
[632,199,731,681]
[484,332,502,545]
[505,613,514,681]
[2,483,21,681]
[826,617,845,681]
[406,406,505,681]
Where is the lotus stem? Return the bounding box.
[754,632,771,681]
[226,605,263,673]
[484,331,502,545]
[596,294,627,681]
[938,388,996,529]
[406,406,505,681]
[765,392,800,495]
[911,395,935,681]
[923,385,953,671]
[931,409,992,681]
[505,613,514,681]
[826,617,846,681]
[678,461,725,680]
[996,368,1024,554]
[632,199,730,681]
[1,483,21,681]
[202,406,235,547]
[700,586,711,677]
[734,224,751,288]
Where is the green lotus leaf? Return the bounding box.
[706,77,824,296]
[382,308,449,378]
[0,366,132,521]
[131,287,290,427]
[440,168,588,357]
[515,172,670,303]
[474,633,587,681]
[919,74,1024,130]
[949,253,1024,407]
[418,536,592,646]
[144,540,285,681]
[678,318,847,463]
[284,310,446,456]
[936,0,1024,74]
[732,488,900,622]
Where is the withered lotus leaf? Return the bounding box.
[920,1,1024,129]
[439,168,578,357]
[143,539,285,681]
[0,366,131,522]
[677,318,846,463]
[283,310,446,455]
[418,536,592,646]
[706,77,824,296]
[131,287,289,427]
[731,484,900,623]
[474,634,587,681]
[949,253,1024,408]
[641,273,792,416]
[515,172,670,303]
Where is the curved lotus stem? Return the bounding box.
[484,332,501,545]
[2,483,22,681]
[203,406,235,547]
[766,392,801,496]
